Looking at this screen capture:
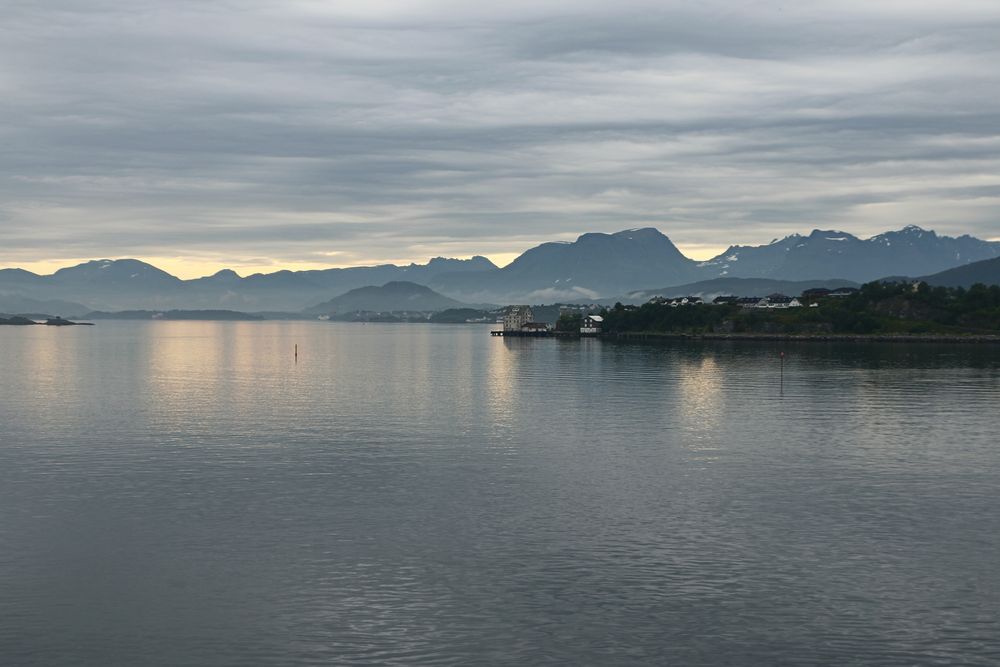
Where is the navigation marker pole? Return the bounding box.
[780,351,785,396]
[295,343,298,363]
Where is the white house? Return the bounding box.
[755,294,803,309]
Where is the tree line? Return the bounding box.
[597,282,1000,335]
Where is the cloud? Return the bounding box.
[1,0,999,275]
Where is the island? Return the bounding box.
[0,315,93,326]
[0,315,38,326]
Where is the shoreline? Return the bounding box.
[605,331,1000,344]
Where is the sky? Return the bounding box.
[2,0,999,279]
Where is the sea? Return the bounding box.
[1,321,999,665]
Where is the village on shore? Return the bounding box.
[492,287,861,337]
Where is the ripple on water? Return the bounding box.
[1,324,999,664]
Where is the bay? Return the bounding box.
[1,322,999,665]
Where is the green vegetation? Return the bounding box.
[555,312,583,332]
[428,308,493,323]
[600,282,1000,336]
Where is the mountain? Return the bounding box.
[303,282,467,315]
[0,256,496,312]
[431,225,999,302]
[431,228,700,302]
[50,258,184,289]
[699,226,1000,282]
[918,256,1000,288]
[180,256,497,311]
[0,268,46,287]
[188,268,242,286]
[2,225,997,309]
[0,259,187,311]
[611,277,861,305]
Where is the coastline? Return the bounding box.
[605,331,1000,344]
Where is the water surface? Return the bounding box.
[2,322,999,665]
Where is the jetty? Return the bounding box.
[490,329,552,337]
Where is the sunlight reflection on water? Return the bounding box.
[1,322,999,665]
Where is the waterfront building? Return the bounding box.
[503,305,534,331]
[581,314,604,335]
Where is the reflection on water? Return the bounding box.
[1,322,999,665]
[676,355,725,448]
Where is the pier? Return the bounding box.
[490,330,552,337]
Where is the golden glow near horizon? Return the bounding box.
[5,245,728,280]
[676,244,730,262]
[6,255,502,280]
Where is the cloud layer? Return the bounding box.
[2,0,999,276]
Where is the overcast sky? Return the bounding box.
[2,0,999,278]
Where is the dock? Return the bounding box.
[490,330,552,337]
[491,330,584,338]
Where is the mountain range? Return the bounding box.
[0,256,495,313]
[696,225,999,281]
[1,225,998,314]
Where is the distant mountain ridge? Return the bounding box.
[0,256,496,312]
[698,226,1000,282]
[1,225,997,310]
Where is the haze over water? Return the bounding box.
[2,322,999,665]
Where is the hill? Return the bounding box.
[0,295,90,317]
[918,256,1000,288]
[303,282,466,315]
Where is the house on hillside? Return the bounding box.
[660,296,704,307]
[756,294,803,309]
[713,295,739,305]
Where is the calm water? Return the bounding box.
[1,322,999,666]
